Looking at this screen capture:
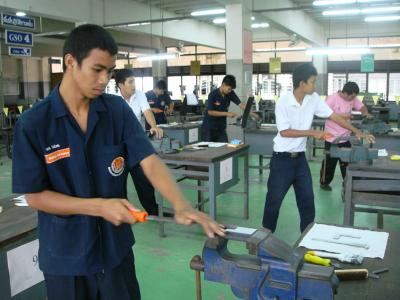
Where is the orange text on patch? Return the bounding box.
[45,148,71,164]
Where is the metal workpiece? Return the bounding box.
[311,237,370,250]
[192,228,338,300]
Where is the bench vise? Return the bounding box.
[190,228,338,300]
[361,118,392,135]
[329,137,378,164]
[149,136,181,154]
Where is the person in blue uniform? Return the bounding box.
[201,75,247,142]
[12,24,224,300]
[145,80,174,129]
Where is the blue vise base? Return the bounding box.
[202,228,338,300]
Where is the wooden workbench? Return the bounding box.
[297,223,399,299]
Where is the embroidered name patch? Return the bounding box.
[44,148,71,164]
[108,156,125,176]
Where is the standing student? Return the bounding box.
[145,80,173,129]
[201,75,247,142]
[320,82,373,191]
[115,68,164,215]
[12,24,224,300]
[262,63,374,233]
[115,68,162,136]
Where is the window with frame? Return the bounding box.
[276,74,293,96]
[259,74,275,100]
[328,73,346,95]
[167,76,182,99]
[182,76,197,96]
[388,73,400,101]
[348,73,367,93]
[142,77,154,93]
[199,75,213,98]
[368,73,387,99]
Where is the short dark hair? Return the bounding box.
[155,80,167,90]
[222,75,236,89]
[342,81,360,95]
[292,63,317,88]
[115,69,134,85]
[63,24,118,71]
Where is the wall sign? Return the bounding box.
[5,30,33,46]
[269,57,281,74]
[1,13,35,30]
[361,54,374,73]
[8,46,32,57]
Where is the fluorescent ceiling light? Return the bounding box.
[127,22,150,27]
[255,47,307,52]
[314,0,384,5]
[213,18,226,24]
[313,0,355,6]
[191,8,225,16]
[251,23,269,28]
[35,31,67,37]
[362,6,400,14]
[358,0,386,2]
[323,9,361,16]
[16,11,26,17]
[137,53,177,61]
[370,43,400,48]
[251,16,255,21]
[365,15,400,21]
[306,47,370,55]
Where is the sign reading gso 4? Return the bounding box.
[5,30,33,46]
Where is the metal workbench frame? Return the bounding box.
[156,145,249,236]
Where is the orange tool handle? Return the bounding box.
[323,132,333,141]
[129,210,148,222]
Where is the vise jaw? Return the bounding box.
[329,137,378,164]
[200,228,338,300]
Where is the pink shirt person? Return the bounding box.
[324,92,364,142]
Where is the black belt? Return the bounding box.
[273,151,305,158]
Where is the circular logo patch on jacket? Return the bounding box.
[108,156,125,176]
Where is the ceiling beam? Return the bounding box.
[253,0,325,46]
[0,0,226,49]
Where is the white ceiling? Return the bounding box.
[134,0,400,25]
[279,0,400,24]
[133,0,223,16]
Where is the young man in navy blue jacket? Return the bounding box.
[12,24,224,300]
[201,75,248,142]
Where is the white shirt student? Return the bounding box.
[273,92,333,153]
[262,63,374,234]
[126,90,151,128]
[115,70,163,138]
